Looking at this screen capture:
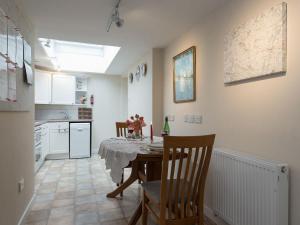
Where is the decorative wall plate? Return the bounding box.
[141,63,147,76]
[135,66,141,81]
[129,73,133,83]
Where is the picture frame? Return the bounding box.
[135,66,140,81]
[173,46,196,103]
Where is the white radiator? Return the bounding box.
[212,148,289,225]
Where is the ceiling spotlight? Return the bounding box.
[107,0,124,32]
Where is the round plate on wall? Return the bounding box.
[129,73,134,83]
[135,66,141,81]
[141,64,147,76]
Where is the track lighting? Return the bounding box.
[107,0,124,32]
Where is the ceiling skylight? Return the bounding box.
[39,38,120,73]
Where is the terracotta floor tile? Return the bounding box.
[52,198,74,208]
[25,155,216,225]
[75,203,98,214]
[49,205,74,218]
[25,209,50,224]
[47,215,74,225]
[75,212,99,225]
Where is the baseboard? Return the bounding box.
[17,193,35,225]
[46,153,69,160]
[205,205,229,225]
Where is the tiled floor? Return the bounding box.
[25,155,216,225]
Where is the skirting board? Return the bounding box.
[205,205,229,225]
[17,193,35,225]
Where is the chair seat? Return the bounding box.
[142,180,190,203]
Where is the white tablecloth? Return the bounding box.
[99,137,163,183]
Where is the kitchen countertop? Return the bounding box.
[35,119,93,127]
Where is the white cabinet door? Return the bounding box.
[35,71,52,104]
[52,74,76,105]
[41,124,49,160]
[49,122,69,154]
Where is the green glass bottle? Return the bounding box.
[163,116,170,136]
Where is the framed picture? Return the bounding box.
[173,46,196,103]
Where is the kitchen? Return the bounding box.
[32,37,128,172]
[2,0,299,225]
[33,67,127,173]
[34,72,93,171]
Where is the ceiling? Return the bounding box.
[18,0,226,75]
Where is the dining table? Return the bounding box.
[99,136,165,225]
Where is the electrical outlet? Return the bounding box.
[167,115,175,122]
[184,114,203,124]
[18,178,25,193]
[194,115,203,124]
[190,115,195,123]
[184,115,189,123]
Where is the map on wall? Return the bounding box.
[0,7,22,103]
[224,2,287,84]
[0,56,7,101]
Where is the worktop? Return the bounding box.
[35,119,93,127]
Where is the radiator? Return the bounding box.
[212,148,289,225]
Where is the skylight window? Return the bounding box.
[39,38,120,73]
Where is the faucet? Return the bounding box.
[60,111,70,120]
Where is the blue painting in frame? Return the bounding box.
[173,46,196,103]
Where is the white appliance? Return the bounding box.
[70,123,91,158]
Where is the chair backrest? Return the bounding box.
[160,135,215,222]
[116,122,128,137]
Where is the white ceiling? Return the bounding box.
[19,0,226,75]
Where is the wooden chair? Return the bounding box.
[142,135,215,225]
[116,122,128,138]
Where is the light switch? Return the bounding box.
[184,115,189,123]
[194,115,203,124]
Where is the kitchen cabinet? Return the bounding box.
[52,74,76,105]
[49,122,69,154]
[41,124,49,161]
[35,71,52,104]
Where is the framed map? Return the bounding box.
[0,9,7,57]
[224,2,287,83]
[173,46,196,103]
[0,7,33,111]
[0,55,7,101]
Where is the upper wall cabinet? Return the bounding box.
[35,71,52,104]
[52,74,76,105]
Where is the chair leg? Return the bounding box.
[142,191,149,225]
[198,208,204,225]
[120,171,124,197]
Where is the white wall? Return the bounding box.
[87,74,126,151]
[162,0,300,224]
[120,77,128,120]
[128,49,164,136]
[128,51,153,136]
[0,0,35,225]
